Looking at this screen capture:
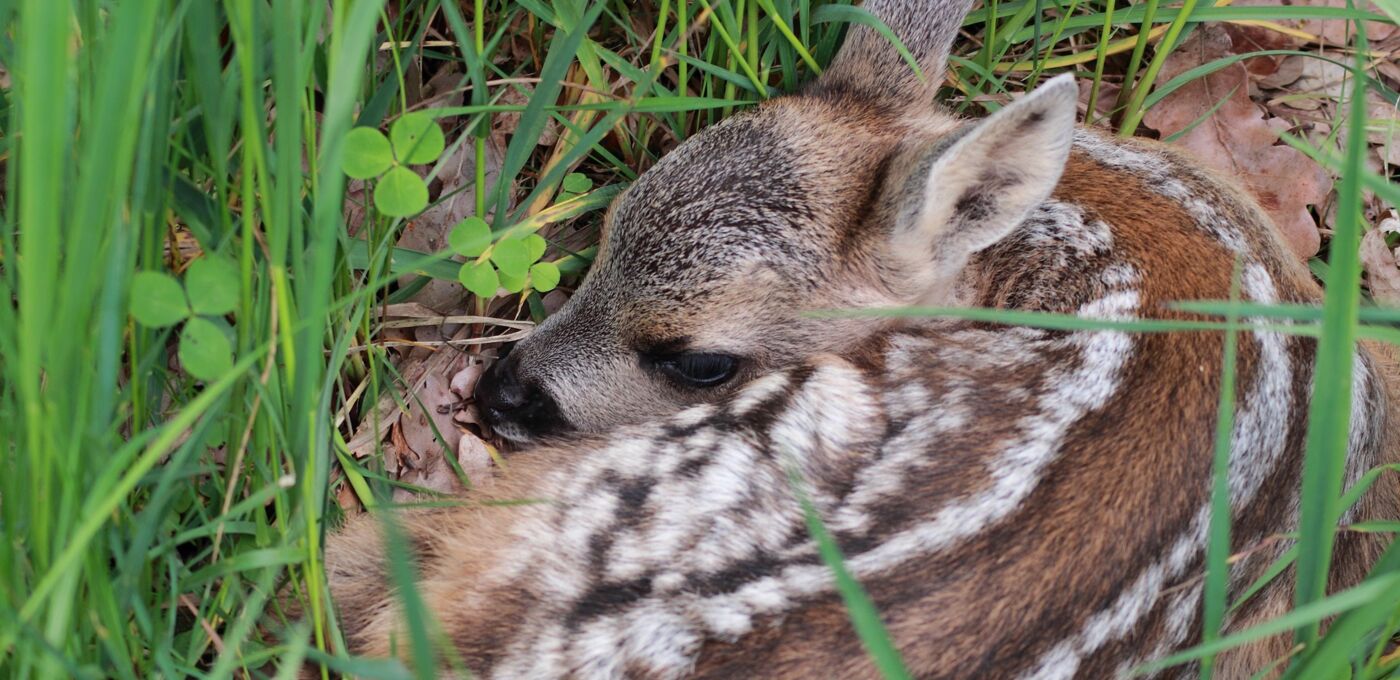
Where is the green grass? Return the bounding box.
[0,0,1396,678]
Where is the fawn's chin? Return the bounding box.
[486,421,535,448]
[485,418,579,452]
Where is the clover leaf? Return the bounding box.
[179,317,234,380]
[496,267,527,294]
[449,216,493,258]
[129,258,240,382]
[390,112,446,165]
[529,261,561,292]
[185,256,240,316]
[489,238,531,279]
[375,166,430,217]
[459,260,500,299]
[130,271,190,328]
[342,127,394,179]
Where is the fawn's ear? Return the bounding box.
[815,0,975,107]
[886,74,1079,303]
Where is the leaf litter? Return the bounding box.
[1142,25,1332,259]
[342,67,517,503]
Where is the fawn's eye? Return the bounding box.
[651,352,740,388]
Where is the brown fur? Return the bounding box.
[323,1,1400,677]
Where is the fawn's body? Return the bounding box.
[326,1,1400,677]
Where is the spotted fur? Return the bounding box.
[326,1,1400,677]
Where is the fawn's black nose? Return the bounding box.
[473,350,567,442]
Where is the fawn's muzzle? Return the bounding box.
[473,349,568,443]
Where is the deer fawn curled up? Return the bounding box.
[325,0,1400,677]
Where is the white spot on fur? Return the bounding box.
[1228,265,1292,510]
[671,403,716,429]
[831,383,971,533]
[694,285,1141,626]
[1027,264,1295,675]
[851,291,1136,568]
[1021,201,1114,256]
[728,371,792,417]
[1073,131,1246,253]
[1342,357,1379,524]
[1100,262,1139,288]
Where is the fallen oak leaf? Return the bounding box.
[346,390,406,470]
[1078,79,1123,127]
[1143,26,1332,259]
[1296,0,1399,45]
[1360,226,1400,306]
[345,324,475,465]
[398,370,463,474]
[1221,16,1307,81]
[336,481,361,512]
[457,433,495,489]
[450,362,485,399]
[1234,0,1399,47]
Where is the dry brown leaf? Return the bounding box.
[1143,26,1332,259]
[418,63,469,111]
[456,433,494,487]
[1274,57,1353,112]
[450,362,485,398]
[1367,93,1400,166]
[1377,58,1400,87]
[1361,226,1400,305]
[346,320,503,502]
[495,85,561,146]
[1258,51,1400,177]
[398,370,462,469]
[1255,55,1307,91]
[343,179,370,238]
[1077,79,1122,126]
[392,365,495,501]
[1235,0,1398,46]
[1297,0,1400,45]
[377,302,445,319]
[389,418,414,470]
[347,326,474,458]
[336,481,361,512]
[1221,20,1305,82]
[346,392,404,466]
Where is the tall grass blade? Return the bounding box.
[1292,19,1370,647]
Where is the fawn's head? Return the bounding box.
[476,0,1080,443]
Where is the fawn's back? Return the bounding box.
[325,1,1400,677]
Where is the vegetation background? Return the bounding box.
[0,0,1398,677]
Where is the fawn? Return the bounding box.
[325,0,1400,677]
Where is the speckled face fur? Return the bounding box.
[476,102,933,442]
[473,0,977,443]
[329,1,1400,678]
